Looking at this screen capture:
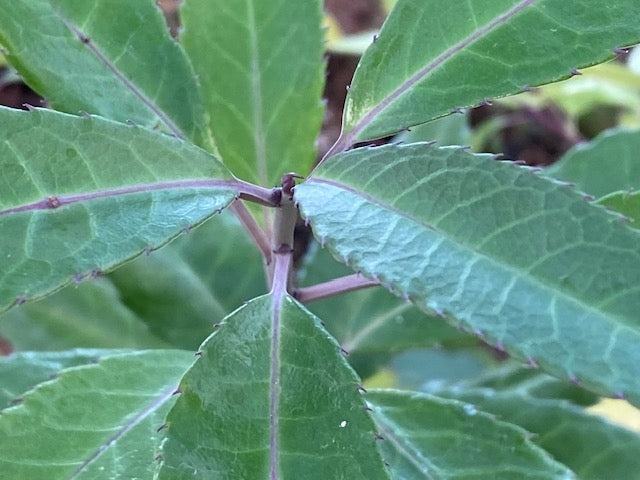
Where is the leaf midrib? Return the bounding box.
[303,177,635,334]
[0,179,240,216]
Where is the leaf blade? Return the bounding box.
[156,294,389,479]
[0,349,126,410]
[339,0,640,145]
[181,0,325,185]
[0,278,169,351]
[431,367,640,480]
[546,128,640,197]
[0,108,238,313]
[0,350,194,479]
[109,210,267,349]
[0,0,211,147]
[368,389,576,479]
[295,143,640,405]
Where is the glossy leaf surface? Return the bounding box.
[110,210,266,349]
[0,349,124,409]
[546,128,640,197]
[0,278,168,351]
[432,367,640,480]
[0,350,194,479]
[0,0,211,147]
[295,143,640,405]
[0,108,238,313]
[157,294,389,479]
[181,0,325,185]
[367,390,575,479]
[340,0,640,145]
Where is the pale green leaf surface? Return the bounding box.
[341,0,640,144]
[300,243,470,356]
[0,350,194,480]
[388,348,495,392]
[0,278,168,351]
[367,390,575,479]
[432,367,640,480]
[0,0,212,148]
[397,112,471,147]
[181,0,325,185]
[157,294,389,479]
[0,108,238,314]
[0,349,125,410]
[295,143,640,405]
[546,128,640,197]
[110,210,266,349]
[598,190,640,227]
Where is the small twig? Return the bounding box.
[235,179,281,207]
[293,274,380,303]
[231,200,271,263]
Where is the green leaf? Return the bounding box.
[0,349,125,409]
[546,128,640,197]
[110,210,267,349]
[0,108,239,314]
[300,243,471,356]
[0,350,194,479]
[339,0,640,146]
[295,143,640,405]
[396,112,471,147]
[432,367,640,480]
[388,348,496,391]
[0,0,212,148]
[367,389,576,479]
[181,0,325,186]
[156,294,389,479]
[0,278,168,351]
[598,190,640,226]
